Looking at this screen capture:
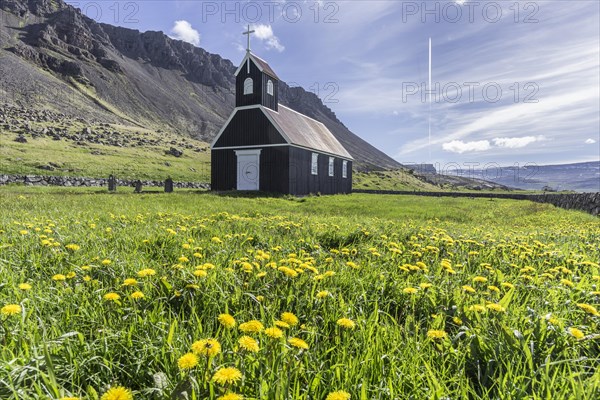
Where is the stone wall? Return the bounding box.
[0,174,210,189]
[353,190,599,216]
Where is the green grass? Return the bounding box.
[0,188,598,399]
[352,169,439,191]
[0,130,211,182]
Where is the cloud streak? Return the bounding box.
[170,20,200,46]
[252,24,285,52]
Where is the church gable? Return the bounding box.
[212,108,286,148]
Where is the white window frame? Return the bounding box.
[267,80,274,96]
[311,153,318,175]
[243,78,253,95]
[342,160,348,178]
[328,157,335,177]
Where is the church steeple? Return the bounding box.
[234,26,279,111]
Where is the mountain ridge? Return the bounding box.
[0,0,402,170]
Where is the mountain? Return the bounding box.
[451,161,600,193]
[0,0,402,170]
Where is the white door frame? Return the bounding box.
[235,149,261,191]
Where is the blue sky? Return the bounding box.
[67,0,600,167]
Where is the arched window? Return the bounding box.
[243,78,253,95]
[267,80,274,96]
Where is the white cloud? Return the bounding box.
[493,135,547,149]
[442,140,491,153]
[252,24,285,52]
[585,138,597,144]
[170,20,200,46]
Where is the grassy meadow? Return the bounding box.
[0,188,599,399]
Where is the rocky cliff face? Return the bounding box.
[0,0,402,169]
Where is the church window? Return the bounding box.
[267,80,274,96]
[342,160,348,178]
[329,157,335,177]
[244,78,253,95]
[311,153,318,175]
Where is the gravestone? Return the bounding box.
[134,180,142,193]
[164,177,174,193]
[108,175,117,192]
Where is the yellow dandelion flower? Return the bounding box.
[256,295,264,302]
[218,313,236,328]
[193,270,208,277]
[239,320,264,333]
[130,291,144,300]
[278,266,298,278]
[560,279,574,288]
[217,393,243,400]
[336,318,356,329]
[403,287,418,294]
[104,293,120,302]
[212,367,242,386]
[462,285,476,294]
[288,337,309,349]
[326,390,351,400]
[191,338,221,357]
[122,278,138,286]
[426,329,448,340]
[177,353,198,370]
[101,259,112,266]
[60,397,81,400]
[18,283,32,291]
[178,256,189,263]
[501,282,514,289]
[317,290,331,299]
[488,285,500,293]
[238,335,260,352]
[569,327,584,339]
[453,317,463,325]
[486,303,506,313]
[137,268,156,278]
[419,283,433,290]
[473,276,487,283]
[66,272,76,279]
[52,274,66,281]
[467,305,486,313]
[274,320,290,329]
[1,304,21,316]
[576,303,600,316]
[281,312,299,326]
[100,386,133,400]
[264,327,283,339]
[65,244,80,251]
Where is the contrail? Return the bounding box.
[428,37,432,162]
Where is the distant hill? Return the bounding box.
[450,161,600,192]
[0,0,402,171]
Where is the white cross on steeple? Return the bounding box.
[243,25,255,53]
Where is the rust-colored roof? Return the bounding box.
[250,54,279,80]
[263,105,353,160]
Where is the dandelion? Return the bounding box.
[60,397,81,400]
[501,282,514,289]
[264,327,283,339]
[336,318,356,329]
[239,320,264,333]
[65,244,80,251]
[274,320,290,329]
[101,259,112,266]
[130,291,144,300]
[100,386,133,400]
[316,290,331,299]
[560,279,574,288]
[238,335,260,352]
[278,266,298,278]
[194,270,208,277]
[192,338,221,357]
[178,256,189,263]
[427,330,448,340]
[486,303,506,313]
[66,272,76,279]
[419,283,433,290]
[488,285,500,293]
[281,312,299,326]
[18,283,32,291]
[462,285,476,294]
[104,293,120,302]
[576,303,600,316]
[137,268,156,278]
[288,337,309,349]
[403,287,418,294]
[1,304,21,316]
[122,278,138,286]
[467,305,486,313]
[326,391,351,400]
[217,393,243,400]
[177,353,198,370]
[569,327,584,339]
[473,276,487,283]
[212,367,242,386]
[52,274,66,281]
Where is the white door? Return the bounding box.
[235,149,261,191]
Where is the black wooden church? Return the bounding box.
[211,28,353,195]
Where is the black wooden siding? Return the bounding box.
[211,147,289,193]
[212,146,351,195]
[213,109,285,148]
[288,147,352,195]
[235,59,278,111]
